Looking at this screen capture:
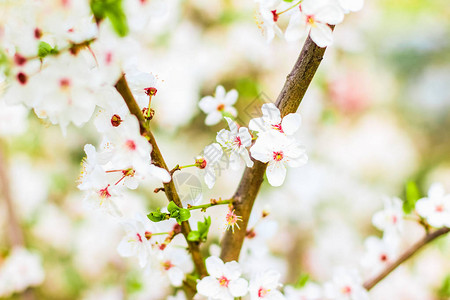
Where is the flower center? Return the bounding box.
[59,78,71,89]
[217,104,225,111]
[306,15,316,27]
[273,151,284,161]
[34,28,42,39]
[341,286,352,295]
[99,185,111,198]
[162,260,174,270]
[136,233,143,242]
[258,287,268,297]
[380,253,388,262]
[125,140,137,151]
[235,136,242,147]
[435,204,444,212]
[218,276,230,287]
[271,123,284,133]
[145,231,152,240]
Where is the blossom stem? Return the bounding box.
[363,227,450,290]
[220,31,333,263]
[115,75,208,284]
[180,164,199,169]
[147,95,153,118]
[277,0,303,16]
[188,199,232,211]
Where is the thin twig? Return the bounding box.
[363,227,450,290]
[220,34,330,262]
[115,75,208,280]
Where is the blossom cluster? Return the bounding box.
[0,247,45,298]
[199,90,308,187]
[254,0,364,46]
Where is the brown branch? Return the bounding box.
[220,35,329,262]
[0,144,24,246]
[363,227,450,290]
[115,75,207,279]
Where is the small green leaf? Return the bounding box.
[147,208,168,222]
[198,216,211,242]
[178,208,191,223]
[403,181,421,214]
[90,0,129,37]
[294,273,310,288]
[37,41,58,58]
[438,274,450,298]
[167,201,179,213]
[187,231,201,242]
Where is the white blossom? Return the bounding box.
[285,0,344,47]
[197,256,248,300]
[323,268,369,300]
[197,143,224,189]
[199,85,238,126]
[249,270,285,300]
[216,117,254,170]
[249,103,302,136]
[251,131,307,186]
[415,183,450,228]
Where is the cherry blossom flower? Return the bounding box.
[216,117,253,170]
[197,143,224,189]
[117,213,160,268]
[250,131,308,186]
[415,183,450,228]
[371,196,404,236]
[249,103,302,137]
[255,2,283,43]
[249,270,285,300]
[199,85,238,126]
[361,236,398,275]
[196,256,248,300]
[0,247,45,298]
[285,0,344,47]
[323,268,369,300]
[125,67,159,109]
[154,246,193,287]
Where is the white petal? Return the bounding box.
[137,246,148,268]
[204,168,216,189]
[204,143,224,164]
[285,12,306,42]
[205,111,223,126]
[224,89,238,105]
[266,162,287,187]
[229,278,249,297]
[238,127,253,147]
[197,276,220,297]
[428,183,445,199]
[206,256,225,278]
[199,96,217,113]
[249,117,266,133]
[315,3,345,25]
[168,267,184,287]
[225,117,238,134]
[149,164,171,183]
[117,239,135,257]
[281,113,302,135]
[223,261,242,280]
[215,85,226,100]
[261,103,281,124]
[309,23,333,48]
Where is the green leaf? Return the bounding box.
[403,181,421,214]
[294,273,310,288]
[198,216,211,241]
[167,201,179,213]
[147,208,168,222]
[90,0,129,37]
[37,41,58,58]
[178,208,191,223]
[438,274,450,298]
[187,231,201,242]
